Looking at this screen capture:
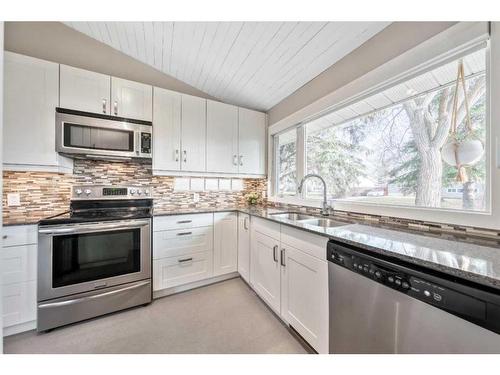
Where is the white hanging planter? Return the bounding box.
[441,138,484,167]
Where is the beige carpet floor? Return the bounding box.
[4,277,309,354]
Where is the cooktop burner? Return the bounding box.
[39,185,153,226]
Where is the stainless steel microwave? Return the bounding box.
[55,108,152,160]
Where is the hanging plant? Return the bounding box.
[441,60,484,183]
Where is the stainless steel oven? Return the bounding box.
[55,108,152,160]
[37,186,153,331]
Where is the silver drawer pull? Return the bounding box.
[178,257,193,263]
[177,231,192,236]
[177,220,192,224]
[2,235,7,239]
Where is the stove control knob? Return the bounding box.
[402,281,410,289]
[130,189,136,195]
[424,290,431,297]
[137,190,142,195]
[144,189,150,196]
[84,189,92,196]
[375,271,382,279]
[75,189,83,196]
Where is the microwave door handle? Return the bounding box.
[135,132,140,156]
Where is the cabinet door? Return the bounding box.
[181,94,206,172]
[60,65,111,115]
[3,52,60,167]
[281,245,329,353]
[213,212,238,276]
[153,87,182,172]
[206,100,238,173]
[251,230,281,313]
[111,77,152,121]
[237,213,251,283]
[238,107,266,175]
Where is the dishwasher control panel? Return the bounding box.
[327,239,500,333]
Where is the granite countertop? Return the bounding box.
[6,205,500,290]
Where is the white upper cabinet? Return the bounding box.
[3,52,71,172]
[181,94,207,172]
[238,108,266,175]
[60,65,111,115]
[111,77,153,121]
[153,87,182,172]
[213,212,238,276]
[206,100,239,174]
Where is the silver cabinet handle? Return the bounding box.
[113,100,118,115]
[38,281,150,309]
[178,257,193,263]
[102,98,107,114]
[175,149,179,162]
[183,150,187,163]
[177,231,192,236]
[243,217,249,230]
[280,248,286,267]
[239,155,243,166]
[233,155,238,166]
[177,220,192,224]
[273,245,278,263]
[2,235,7,239]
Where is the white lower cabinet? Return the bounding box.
[213,212,238,276]
[280,244,329,354]
[237,213,250,283]
[251,230,281,314]
[1,225,38,336]
[153,251,213,290]
[249,217,329,353]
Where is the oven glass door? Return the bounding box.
[52,228,141,288]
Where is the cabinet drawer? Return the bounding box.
[153,213,213,231]
[251,216,280,242]
[153,251,213,290]
[2,225,38,247]
[280,225,328,260]
[1,244,37,285]
[153,226,213,259]
[2,280,37,328]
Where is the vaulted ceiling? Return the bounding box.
[64,22,390,111]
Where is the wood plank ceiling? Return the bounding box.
[64,22,390,111]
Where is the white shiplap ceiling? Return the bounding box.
[64,22,390,111]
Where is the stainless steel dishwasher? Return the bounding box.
[327,239,500,354]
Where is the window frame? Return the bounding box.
[268,27,495,228]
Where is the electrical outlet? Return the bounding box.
[7,193,21,207]
[193,193,200,203]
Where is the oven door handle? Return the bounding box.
[39,220,150,235]
[38,281,151,309]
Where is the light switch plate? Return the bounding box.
[7,193,21,206]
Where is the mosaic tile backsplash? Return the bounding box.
[3,160,268,224]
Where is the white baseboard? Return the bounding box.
[153,272,239,299]
[3,320,36,337]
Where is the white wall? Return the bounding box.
[1,21,4,354]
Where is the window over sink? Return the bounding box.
[273,44,489,213]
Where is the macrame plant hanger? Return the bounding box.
[449,59,473,183]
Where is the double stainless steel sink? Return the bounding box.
[270,212,347,228]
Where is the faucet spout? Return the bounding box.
[297,173,333,216]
